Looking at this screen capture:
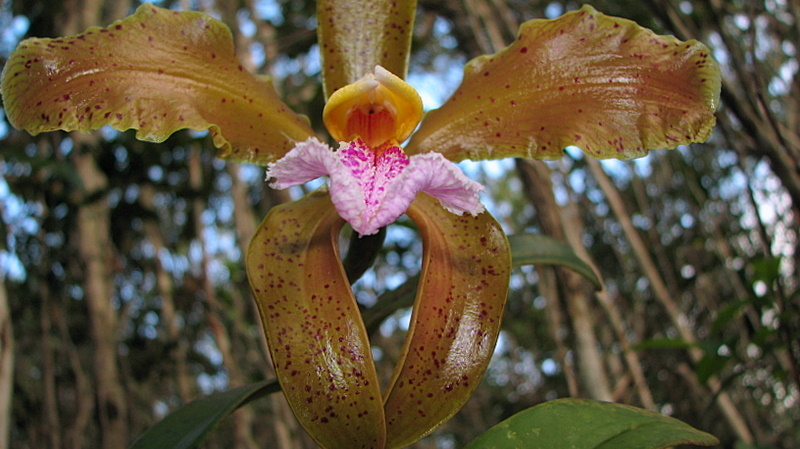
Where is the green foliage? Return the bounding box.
[464,399,719,449]
[131,392,717,449]
[508,233,601,288]
[129,380,279,449]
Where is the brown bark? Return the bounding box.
[189,148,258,449]
[516,159,613,401]
[0,274,12,449]
[560,202,657,410]
[39,284,61,449]
[140,185,193,402]
[54,297,94,449]
[537,268,579,397]
[73,144,130,449]
[51,4,130,446]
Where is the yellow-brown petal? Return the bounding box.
[382,193,511,449]
[317,0,417,98]
[246,189,385,449]
[405,5,721,161]
[0,4,313,165]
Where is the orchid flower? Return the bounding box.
[266,66,484,236]
[0,1,720,449]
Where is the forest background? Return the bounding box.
[0,0,798,448]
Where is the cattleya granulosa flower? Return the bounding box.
[267,65,485,236]
[0,0,720,448]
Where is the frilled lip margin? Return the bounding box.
[266,137,485,236]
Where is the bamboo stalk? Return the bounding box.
[73,145,130,449]
[0,273,12,449]
[586,157,754,443]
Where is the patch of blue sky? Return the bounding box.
[708,32,730,67]
[305,44,321,75]
[196,365,229,395]
[0,109,8,141]
[272,45,320,79]
[568,168,586,195]
[237,9,256,38]
[158,247,190,281]
[733,13,751,30]
[782,40,796,57]
[457,159,516,226]
[598,158,631,184]
[57,136,75,155]
[248,41,266,68]
[208,256,232,285]
[379,307,412,337]
[489,330,510,363]
[407,56,464,111]
[253,0,284,26]
[544,2,564,19]
[768,58,798,96]
[0,250,25,281]
[432,16,458,49]
[754,15,776,61]
[185,129,209,141]
[0,11,29,58]
[0,179,41,239]
[598,148,659,190]
[718,167,748,202]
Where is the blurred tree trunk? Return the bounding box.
[645,0,800,391]
[39,283,61,449]
[538,269,580,397]
[586,157,754,443]
[140,185,193,402]
[54,297,94,449]
[55,3,132,447]
[227,163,305,449]
[189,148,258,449]
[73,142,130,448]
[559,202,657,410]
[0,273,12,449]
[516,159,613,401]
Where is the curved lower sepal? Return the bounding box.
[246,189,385,449]
[382,193,511,448]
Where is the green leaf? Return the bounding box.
[464,398,719,449]
[696,353,732,385]
[508,233,601,288]
[749,256,781,289]
[711,299,749,334]
[128,379,279,449]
